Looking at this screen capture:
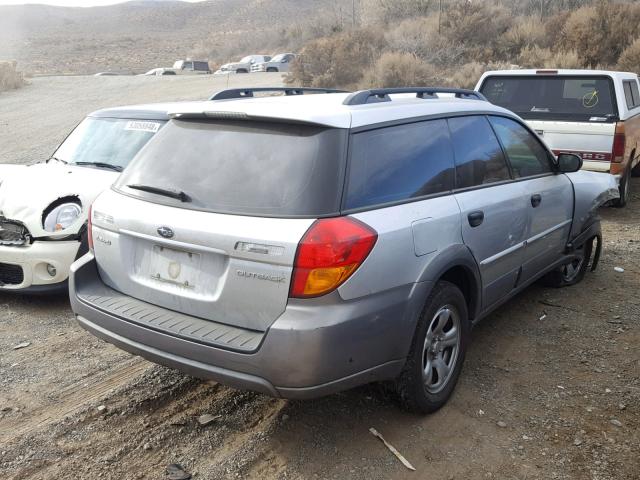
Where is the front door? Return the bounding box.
[488,116,574,283]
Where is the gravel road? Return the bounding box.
[0,76,638,480]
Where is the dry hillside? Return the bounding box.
[0,0,336,75]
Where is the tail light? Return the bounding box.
[290,217,377,298]
[87,205,94,250]
[612,123,626,163]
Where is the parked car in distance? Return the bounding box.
[251,53,296,73]
[214,55,271,74]
[0,104,171,293]
[70,87,618,413]
[476,69,640,207]
[141,68,176,76]
[172,60,211,74]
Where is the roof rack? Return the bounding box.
[343,87,487,105]
[209,87,348,101]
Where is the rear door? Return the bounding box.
[489,116,574,282]
[93,119,348,332]
[449,115,529,310]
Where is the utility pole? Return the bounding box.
[438,0,443,34]
[352,0,356,27]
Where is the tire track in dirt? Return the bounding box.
[0,358,150,446]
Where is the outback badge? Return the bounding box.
[157,226,174,239]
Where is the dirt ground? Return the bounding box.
[0,77,639,480]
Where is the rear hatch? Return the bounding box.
[479,74,617,165]
[92,118,348,332]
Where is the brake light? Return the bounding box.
[612,123,626,163]
[87,205,94,250]
[290,217,377,298]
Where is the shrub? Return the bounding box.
[360,51,442,88]
[287,28,386,89]
[446,61,514,89]
[618,38,640,73]
[500,17,549,57]
[441,0,511,62]
[518,46,582,69]
[563,1,640,67]
[385,16,466,66]
[361,0,433,25]
[0,61,26,92]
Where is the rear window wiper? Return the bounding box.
[127,184,192,203]
[74,161,123,172]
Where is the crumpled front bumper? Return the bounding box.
[0,240,80,291]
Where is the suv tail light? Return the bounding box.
[290,217,377,298]
[612,122,626,164]
[87,205,94,251]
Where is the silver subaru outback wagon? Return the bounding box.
[69,87,618,413]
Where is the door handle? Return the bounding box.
[468,211,484,227]
[531,194,542,208]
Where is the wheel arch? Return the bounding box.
[416,244,482,322]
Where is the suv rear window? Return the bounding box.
[345,119,455,210]
[480,75,617,122]
[115,120,347,217]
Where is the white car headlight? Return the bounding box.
[43,203,82,232]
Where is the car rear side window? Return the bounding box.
[489,116,552,178]
[345,119,455,210]
[448,116,510,189]
[116,119,348,217]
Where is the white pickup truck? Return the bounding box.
[476,69,640,207]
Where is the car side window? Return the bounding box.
[345,119,455,210]
[448,115,511,188]
[489,116,552,178]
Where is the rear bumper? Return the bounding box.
[70,253,428,399]
[0,240,79,291]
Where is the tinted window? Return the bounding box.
[489,116,551,178]
[624,81,634,109]
[624,80,640,109]
[631,82,640,108]
[53,117,164,170]
[480,76,616,122]
[345,120,455,210]
[448,116,510,188]
[116,120,348,217]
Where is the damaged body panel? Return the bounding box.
[0,104,172,292]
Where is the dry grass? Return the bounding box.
[0,61,25,92]
[361,52,441,88]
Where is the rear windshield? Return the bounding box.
[479,75,617,122]
[53,117,165,171]
[115,119,347,217]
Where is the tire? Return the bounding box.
[266,67,278,73]
[541,238,593,288]
[613,166,631,208]
[396,281,470,414]
[236,69,248,74]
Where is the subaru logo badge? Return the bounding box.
[157,226,174,239]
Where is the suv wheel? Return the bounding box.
[236,68,248,74]
[266,67,278,73]
[613,166,631,208]
[541,239,593,288]
[396,281,470,413]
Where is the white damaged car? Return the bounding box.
[0,104,171,293]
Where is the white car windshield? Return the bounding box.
[53,117,165,171]
[271,54,286,62]
[240,56,255,63]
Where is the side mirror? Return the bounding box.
[556,153,583,173]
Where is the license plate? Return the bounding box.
[149,245,200,289]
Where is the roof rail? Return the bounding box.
[343,87,487,106]
[209,87,348,101]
